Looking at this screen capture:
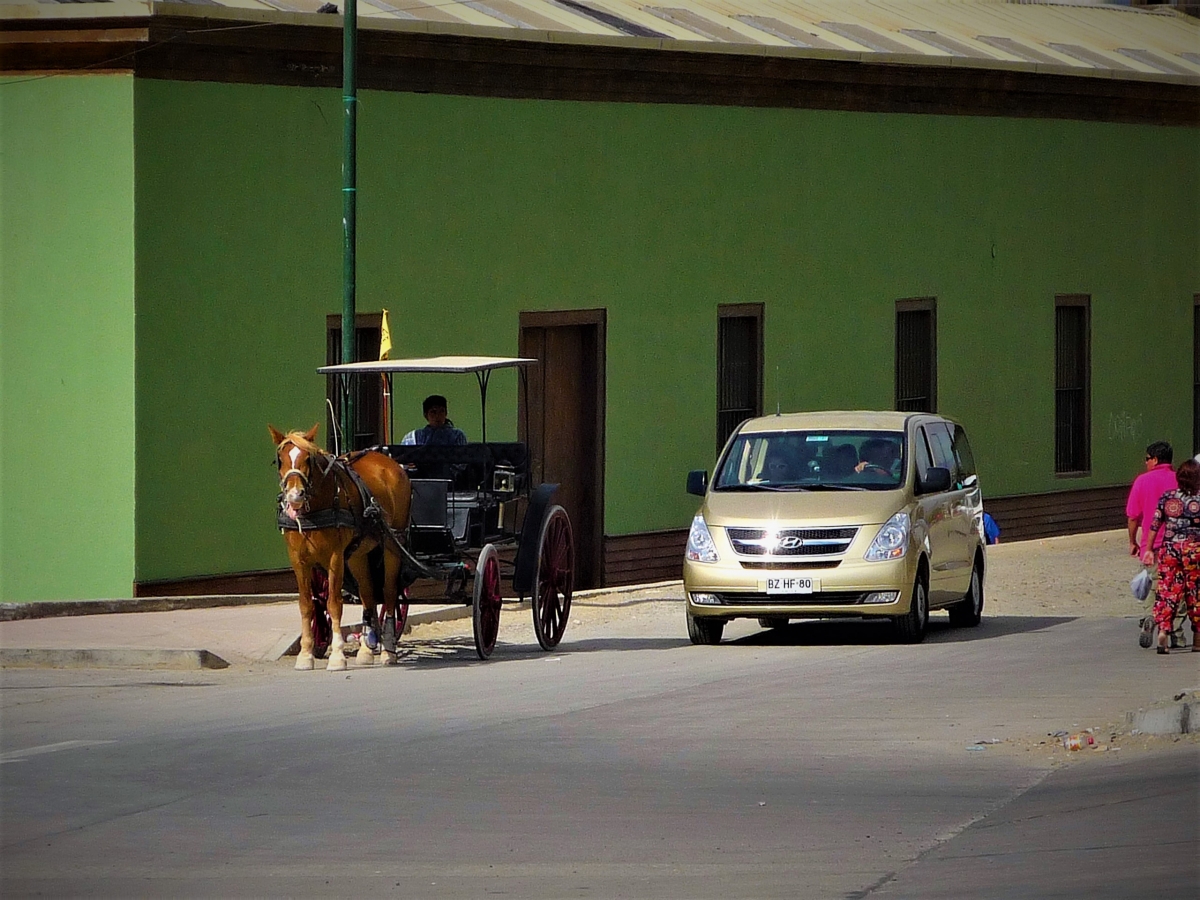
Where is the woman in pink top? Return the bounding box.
[1142,459,1200,654]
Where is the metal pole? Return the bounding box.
[340,0,358,449]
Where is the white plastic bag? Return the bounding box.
[1130,568,1152,602]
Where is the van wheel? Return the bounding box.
[687,611,725,645]
[948,564,984,628]
[894,575,929,644]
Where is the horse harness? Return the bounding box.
[277,449,404,560]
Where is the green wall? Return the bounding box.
[127,80,1197,584]
[0,75,136,602]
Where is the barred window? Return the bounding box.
[717,304,763,454]
[895,299,937,413]
[1054,296,1090,474]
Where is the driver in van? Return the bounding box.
[400,394,467,446]
[855,438,900,478]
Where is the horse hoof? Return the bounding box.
[327,653,348,672]
[380,650,396,666]
[356,646,375,665]
[294,653,315,671]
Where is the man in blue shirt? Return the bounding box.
[401,394,467,446]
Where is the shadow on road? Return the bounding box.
[731,614,1078,647]
[371,615,1079,669]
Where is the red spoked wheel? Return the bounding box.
[532,505,573,651]
[310,567,333,660]
[473,544,503,660]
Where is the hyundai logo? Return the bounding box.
[776,536,805,550]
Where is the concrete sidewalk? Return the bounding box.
[0,584,677,669]
[0,596,480,669]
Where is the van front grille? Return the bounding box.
[726,527,858,557]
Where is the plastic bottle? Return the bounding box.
[1064,733,1096,751]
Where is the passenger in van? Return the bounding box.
[763,447,802,483]
[855,438,900,480]
[400,394,467,446]
[821,443,859,480]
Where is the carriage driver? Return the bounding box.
[400,394,467,446]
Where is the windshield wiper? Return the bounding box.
[716,483,810,492]
[807,483,868,491]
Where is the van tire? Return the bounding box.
[948,564,984,628]
[687,612,725,645]
[758,617,789,629]
[894,574,929,644]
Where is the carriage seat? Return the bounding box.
[385,443,492,489]
[385,442,529,491]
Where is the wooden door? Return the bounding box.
[519,310,606,589]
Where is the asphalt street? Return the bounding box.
[1,607,1197,899]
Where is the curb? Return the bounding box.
[1127,699,1200,735]
[0,648,229,670]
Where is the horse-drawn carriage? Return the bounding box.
[272,356,573,668]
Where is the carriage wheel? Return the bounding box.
[310,568,333,660]
[532,505,573,651]
[472,544,503,660]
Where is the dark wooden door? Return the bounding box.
[519,310,606,589]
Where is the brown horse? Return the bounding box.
[269,424,412,670]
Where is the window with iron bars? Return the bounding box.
[1055,295,1090,475]
[895,298,937,413]
[717,304,763,454]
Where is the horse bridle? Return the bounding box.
[277,441,333,513]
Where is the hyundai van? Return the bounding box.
[683,411,985,644]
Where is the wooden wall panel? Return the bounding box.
[603,529,688,586]
[134,568,296,597]
[984,486,1127,542]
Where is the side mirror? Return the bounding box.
[918,466,952,495]
[686,470,708,496]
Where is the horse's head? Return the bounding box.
[268,423,328,520]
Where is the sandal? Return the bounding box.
[1157,646,1169,655]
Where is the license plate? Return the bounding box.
[765,576,818,594]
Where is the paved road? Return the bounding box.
[1,608,1196,898]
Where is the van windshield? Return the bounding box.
[713,430,906,492]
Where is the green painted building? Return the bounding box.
[2,3,1197,602]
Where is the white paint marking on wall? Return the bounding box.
[1106,411,1143,443]
[289,446,302,467]
[1,739,117,764]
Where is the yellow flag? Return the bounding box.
[379,308,392,360]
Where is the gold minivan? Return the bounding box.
[683,411,985,644]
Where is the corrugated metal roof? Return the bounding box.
[6,0,1199,81]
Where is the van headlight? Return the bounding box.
[865,511,909,561]
[686,515,720,563]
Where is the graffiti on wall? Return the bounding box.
[1106,411,1143,443]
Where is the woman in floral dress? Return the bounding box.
[1142,459,1200,654]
